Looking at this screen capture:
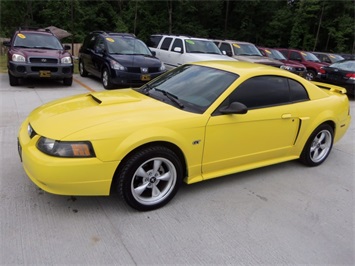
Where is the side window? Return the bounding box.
[160,37,173,51]
[290,51,302,61]
[220,43,232,55]
[94,37,105,52]
[279,50,288,58]
[171,38,183,52]
[87,35,97,50]
[147,36,162,48]
[227,76,290,109]
[288,79,309,102]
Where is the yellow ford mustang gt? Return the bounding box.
[18,61,351,211]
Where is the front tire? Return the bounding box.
[116,146,183,211]
[9,72,19,86]
[102,67,114,89]
[306,70,316,81]
[63,77,73,86]
[300,124,334,166]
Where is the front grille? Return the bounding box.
[295,67,305,71]
[31,67,58,72]
[29,57,58,64]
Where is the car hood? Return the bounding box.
[12,48,70,58]
[233,55,283,66]
[109,54,162,67]
[29,89,198,140]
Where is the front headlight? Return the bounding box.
[37,137,95,158]
[110,59,126,71]
[280,65,294,71]
[12,54,26,62]
[61,56,72,64]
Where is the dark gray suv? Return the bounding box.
[3,27,73,86]
[78,31,166,89]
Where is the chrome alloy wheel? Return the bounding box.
[309,129,332,163]
[131,157,177,206]
[102,70,109,87]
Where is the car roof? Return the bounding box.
[90,31,136,38]
[214,39,253,45]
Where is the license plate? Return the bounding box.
[141,74,151,81]
[17,139,22,162]
[39,70,51,77]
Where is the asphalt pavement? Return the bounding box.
[0,73,354,265]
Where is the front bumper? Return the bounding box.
[8,61,73,79]
[18,120,118,196]
[110,70,165,87]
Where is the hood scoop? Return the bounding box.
[88,92,141,105]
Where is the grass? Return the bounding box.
[0,54,79,74]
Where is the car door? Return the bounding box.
[202,75,303,179]
[88,36,107,77]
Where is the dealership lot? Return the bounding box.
[0,73,354,265]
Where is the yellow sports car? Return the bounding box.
[18,61,351,211]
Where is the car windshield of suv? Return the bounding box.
[302,52,321,62]
[106,37,152,56]
[233,43,263,56]
[13,33,63,50]
[185,40,222,54]
[329,60,355,71]
[138,65,238,114]
[265,49,286,60]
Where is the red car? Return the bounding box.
[276,48,328,81]
[258,47,306,77]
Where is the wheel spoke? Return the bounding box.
[134,182,150,196]
[157,171,171,181]
[136,166,149,178]
[152,184,161,197]
[153,159,162,175]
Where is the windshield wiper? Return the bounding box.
[154,88,184,109]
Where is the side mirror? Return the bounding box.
[173,47,183,53]
[220,102,248,114]
[64,45,71,50]
[151,50,156,57]
[95,46,105,54]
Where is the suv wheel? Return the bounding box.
[79,60,88,77]
[306,70,316,81]
[102,67,114,89]
[63,77,73,86]
[8,72,19,86]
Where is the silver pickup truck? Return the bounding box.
[148,34,235,70]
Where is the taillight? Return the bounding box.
[345,73,355,80]
[319,68,326,74]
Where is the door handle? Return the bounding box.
[282,113,292,119]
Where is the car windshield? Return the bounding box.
[138,65,238,114]
[233,43,263,56]
[185,40,222,54]
[265,49,286,60]
[302,52,321,62]
[328,54,344,63]
[329,60,355,71]
[13,33,63,49]
[107,37,152,55]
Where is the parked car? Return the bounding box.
[3,27,73,86]
[276,48,328,81]
[312,52,344,64]
[258,46,307,77]
[214,40,283,67]
[147,34,234,70]
[317,59,355,96]
[79,31,166,89]
[18,61,351,211]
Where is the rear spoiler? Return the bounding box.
[311,81,347,94]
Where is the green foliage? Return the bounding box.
[0,0,354,53]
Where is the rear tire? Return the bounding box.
[300,124,334,166]
[9,72,19,86]
[116,146,183,211]
[79,60,88,77]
